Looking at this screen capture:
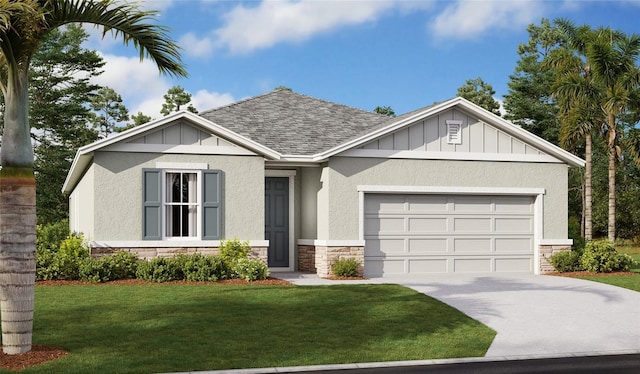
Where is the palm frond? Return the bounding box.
[41,0,187,78]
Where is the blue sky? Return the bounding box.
[86,0,640,120]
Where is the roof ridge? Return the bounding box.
[200,89,389,118]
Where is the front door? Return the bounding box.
[265,177,289,267]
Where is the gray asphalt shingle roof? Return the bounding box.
[199,90,394,156]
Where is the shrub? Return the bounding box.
[36,234,90,280]
[219,238,250,259]
[135,257,184,282]
[232,258,269,281]
[36,219,70,253]
[182,254,231,282]
[580,240,635,273]
[331,258,361,277]
[79,252,139,283]
[550,250,582,272]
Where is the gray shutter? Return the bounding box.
[142,169,162,240]
[202,170,222,240]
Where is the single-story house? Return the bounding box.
[63,90,585,277]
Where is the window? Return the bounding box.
[446,120,463,145]
[143,169,221,240]
[165,172,199,238]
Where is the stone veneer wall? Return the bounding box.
[91,246,269,265]
[314,246,364,277]
[539,245,571,273]
[297,245,316,273]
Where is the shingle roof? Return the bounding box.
[198,90,392,156]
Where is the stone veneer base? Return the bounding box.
[539,245,572,273]
[90,246,269,265]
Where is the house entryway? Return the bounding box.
[265,177,289,267]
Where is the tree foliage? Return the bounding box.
[456,77,501,116]
[373,106,395,117]
[504,18,564,145]
[161,85,197,116]
[90,87,129,138]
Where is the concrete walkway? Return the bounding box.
[276,272,640,357]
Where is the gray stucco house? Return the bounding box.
[63,90,584,277]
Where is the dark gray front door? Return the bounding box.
[265,177,289,267]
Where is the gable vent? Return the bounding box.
[446,120,463,144]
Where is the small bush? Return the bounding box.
[580,240,635,273]
[219,238,250,259]
[36,234,90,280]
[331,258,361,277]
[182,254,231,282]
[79,252,139,283]
[550,250,582,272]
[36,219,70,253]
[135,257,183,282]
[232,258,269,281]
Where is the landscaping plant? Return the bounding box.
[580,240,636,273]
[331,258,361,277]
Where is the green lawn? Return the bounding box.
[576,245,640,291]
[3,284,495,373]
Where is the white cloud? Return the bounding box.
[178,33,214,58]
[429,0,545,40]
[191,90,235,111]
[91,53,171,118]
[214,0,399,54]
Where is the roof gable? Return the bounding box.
[358,107,546,156]
[325,97,585,167]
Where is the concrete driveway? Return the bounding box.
[280,273,640,357]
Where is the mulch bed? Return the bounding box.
[1,277,292,371]
[1,345,69,371]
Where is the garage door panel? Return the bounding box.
[454,217,491,232]
[407,196,448,212]
[364,194,534,275]
[365,217,404,233]
[408,217,447,232]
[408,259,447,274]
[495,258,532,272]
[366,258,405,277]
[495,197,534,212]
[408,238,448,253]
[495,238,532,253]
[453,197,493,212]
[454,258,492,272]
[453,238,492,252]
[366,239,404,255]
[495,218,532,233]
[365,195,406,213]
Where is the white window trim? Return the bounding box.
[156,162,207,170]
[162,169,202,241]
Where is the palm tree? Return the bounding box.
[0,0,186,354]
[547,20,600,241]
[551,20,640,243]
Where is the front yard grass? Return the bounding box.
[4,283,495,373]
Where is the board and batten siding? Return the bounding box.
[360,108,545,156]
[128,121,237,147]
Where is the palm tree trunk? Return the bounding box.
[0,69,36,355]
[584,134,592,241]
[607,113,616,243]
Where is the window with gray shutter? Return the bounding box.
[202,170,222,240]
[142,169,162,240]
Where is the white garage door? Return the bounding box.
[364,194,534,276]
